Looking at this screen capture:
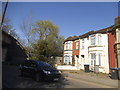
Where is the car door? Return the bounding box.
[28,61,38,77]
[21,61,31,76]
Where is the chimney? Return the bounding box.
[115,16,120,25]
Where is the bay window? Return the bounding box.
[91,53,96,65]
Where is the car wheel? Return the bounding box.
[35,73,40,82]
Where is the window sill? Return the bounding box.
[81,48,84,50]
[88,45,103,48]
[64,50,72,51]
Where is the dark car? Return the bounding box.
[19,60,61,82]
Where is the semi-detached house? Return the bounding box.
[57,16,120,74]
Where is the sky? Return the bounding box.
[2,2,118,39]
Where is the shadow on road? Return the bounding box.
[2,64,70,88]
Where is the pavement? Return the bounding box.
[61,70,119,88]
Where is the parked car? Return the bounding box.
[19,60,61,82]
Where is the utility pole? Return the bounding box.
[0,0,9,30]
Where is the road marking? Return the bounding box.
[65,76,117,88]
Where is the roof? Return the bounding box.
[108,24,120,32]
[64,25,114,42]
[79,31,95,39]
[93,25,115,34]
[64,36,73,42]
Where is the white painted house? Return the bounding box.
[88,31,109,73]
[78,30,110,73]
[79,31,94,70]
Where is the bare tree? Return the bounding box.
[21,12,35,59]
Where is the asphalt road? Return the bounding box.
[2,64,118,88]
[64,77,115,88]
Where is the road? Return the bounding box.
[64,77,116,88]
[2,64,118,88]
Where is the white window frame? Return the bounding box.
[118,29,120,43]
[69,42,72,50]
[98,53,101,66]
[91,53,96,65]
[64,55,71,65]
[64,56,67,64]
[76,41,79,50]
[82,39,84,49]
[98,35,101,45]
[91,35,96,45]
[66,43,68,50]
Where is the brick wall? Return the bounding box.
[108,32,117,71]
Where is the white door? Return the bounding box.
[90,53,96,71]
[81,55,85,69]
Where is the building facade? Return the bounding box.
[88,31,109,73]
[79,31,94,70]
[108,16,120,71]
[72,38,80,69]
[63,37,73,65]
[61,17,120,74]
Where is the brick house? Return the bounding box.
[72,36,80,69]
[108,16,120,72]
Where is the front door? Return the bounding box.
[81,55,84,69]
[90,53,96,71]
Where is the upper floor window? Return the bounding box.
[118,29,120,43]
[66,43,68,50]
[76,41,79,50]
[98,35,101,45]
[82,39,84,49]
[69,42,72,50]
[91,35,96,45]
[65,42,72,50]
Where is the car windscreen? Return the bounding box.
[38,61,52,68]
